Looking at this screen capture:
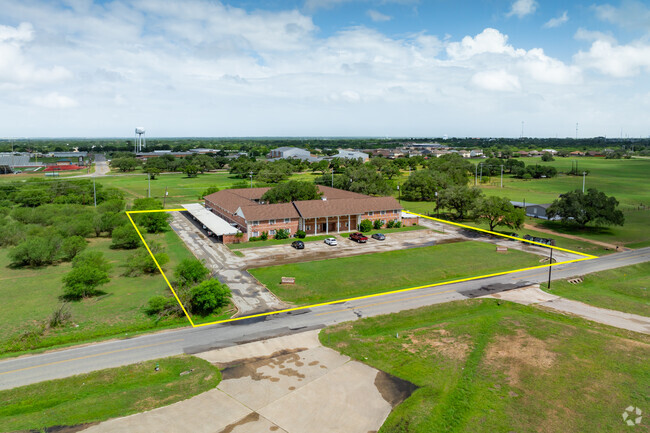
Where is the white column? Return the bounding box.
[315,217,317,235]
[326,216,329,234]
[337,215,340,233]
[348,215,351,232]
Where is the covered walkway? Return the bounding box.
[182,203,239,238]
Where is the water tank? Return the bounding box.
[135,127,145,134]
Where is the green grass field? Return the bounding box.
[543,262,650,317]
[0,355,220,431]
[320,299,650,433]
[250,241,540,305]
[0,229,203,355]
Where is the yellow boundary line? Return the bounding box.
[126,209,597,328]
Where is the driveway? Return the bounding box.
[169,212,286,316]
[80,330,413,433]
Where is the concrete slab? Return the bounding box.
[82,389,251,433]
[258,361,393,433]
[483,285,560,305]
[218,346,350,411]
[215,413,287,433]
[195,329,321,364]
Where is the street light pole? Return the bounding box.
[249,171,253,188]
[582,171,586,193]
[474,163,478,186]
[148,173,151,198]
[500,165,504,188]
[547,247,553,290]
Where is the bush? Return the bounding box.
[49,303,72,328]
[248,236,260,242]
[274,229,289,240]
[111,224,141,249]
[72,251,112,272]
[359,219,373,232]
[0,221,26,247]
[62,266,110,300]
[386,220,395,229]
[61,236,87,261]
[123,245,169,276]
[190,280,231,316]
[295,230,306,239]
[373,219,383,230]
[174,258,211,288]
[394,221,402,228]
[145,296,179,317]
[9,235,63,267]
[131,198,170,233]
[199,186,220,200]
[260,231,268,241]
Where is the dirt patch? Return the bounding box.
[217,412,260,433]
[400,327,471,361]
[28,423,99,433]
[485,329,556,385]
[220,351,308,383]
[374,370,418,408]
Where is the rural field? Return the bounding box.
[543,262,650,317]
[0,228,226,356]
[0,355,220,432]
[250,241,541,305]
[321,299,650,433]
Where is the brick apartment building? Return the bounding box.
[204,185,403,243]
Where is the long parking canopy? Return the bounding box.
[182,203,240,236]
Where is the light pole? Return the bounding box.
[479,163,483,184]
[474,163,478,186]
[249,171,253,188]
[500,165,504,188]
[582,171,586,193]
[148,172,151,198]
[547,247,553,290]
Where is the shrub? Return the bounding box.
[274,229,289,240]
[62,266,110,300]
[61,236,87,261]
[394,221,402,228]
[123,245,169,276]
[0,221,26,247]
[359,219,373,232]
[295,230,306,239]
[131,198,170,233]
[190,280,231,316]
[386,220,395,229]
[174,258,211,288]
[9,235,63,267]
[111,224,141,249]
[260,231,268,241]
[373,219,383,230]
[49,303,72,328]
[199,186,220,199]
[145,296,179,317]
[72,251,112,272]
[248,236,260,242]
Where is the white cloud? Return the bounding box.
[32,92,78,108]
[0,22,34,42]
[575,38,650,77]
[543,11,568,28]
[471,69,521,92]
[446,28,524,60]
[506,0,538,18]
[367,9,392,22]
[594,1,650,32]
[574,28,617,44]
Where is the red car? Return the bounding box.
[350,232,368,243]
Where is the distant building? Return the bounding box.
[470,149,484,158]
[190,148,220,154]
[335,149,369,162]
[268,147,321,162]
[510,201,559,220]
[542,149,557,155]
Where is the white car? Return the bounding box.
[324,237,338,246]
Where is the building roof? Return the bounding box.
[182,203,239,236]
[239,202,300,221]
[293,196,402,219]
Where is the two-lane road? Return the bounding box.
[1,247,648,390]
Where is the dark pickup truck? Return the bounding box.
[350,232,368,243]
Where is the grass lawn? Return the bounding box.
[320,299,650,433]
[0,355,220,432]
[339,224,429,238]
[250,241,540,305]
[543,262,650,317]
[0,229,198,355]
[228,234,331,250]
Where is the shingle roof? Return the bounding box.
[294,196,402,218]
[239,203,300,221]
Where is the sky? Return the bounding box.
[1,0,650,138]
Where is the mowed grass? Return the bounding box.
[250,242,540,305]
[0,229,196,355]
[320,299,650,433]
[544,262,650,317]
[0,355,220,432]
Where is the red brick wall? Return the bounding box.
[249,219,300,238]
[223,233,247,244]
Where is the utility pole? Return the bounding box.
[500,165,504,188]
[547,248,553,290]
[249,171,253,188]
[93,175,97,207]
[397,185,400,204]
[163,186,168,208]
[148,172,151,198]
[582,171,586,193]
[474,163,478,186]
[479,163,483,184]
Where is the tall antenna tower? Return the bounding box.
[135,127,146,153]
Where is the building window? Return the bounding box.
[269,230,276,235]
[252,221,259,226]
[380,210,386,215]
[284,218,291,223]
[306,225,311,230]
[269,219,275,225]
[252,231,259,237]
[367,211,374,216]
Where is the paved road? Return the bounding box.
[1,248,648,390]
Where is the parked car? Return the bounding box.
[371,233,386,241]
[324,237,338,246]
[291,240,305,249]
[349,232,368,243]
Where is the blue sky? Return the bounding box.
[0,0,649,137]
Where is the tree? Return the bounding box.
[190,280,231,316]
[316,165,391,196]
[401,170,447,202]
[380,162,400,180]
[111,157,140,172]
[174,258,211,288]
[61,236,87,261]
[359,219,373,232]
[199,185,219,199]
[261,181,321,203]
[547,189,625,227]
[143,166,161,180]
[9,235,63,267]
[439,185,483,220]
[73,250,112,272]
[131,198,170,233]
[541,152,555,162]
[62,266,110,300]
[183,164,199,178]
[111,224,141,249]
[124,243,169,276]
[474,196,525,231]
